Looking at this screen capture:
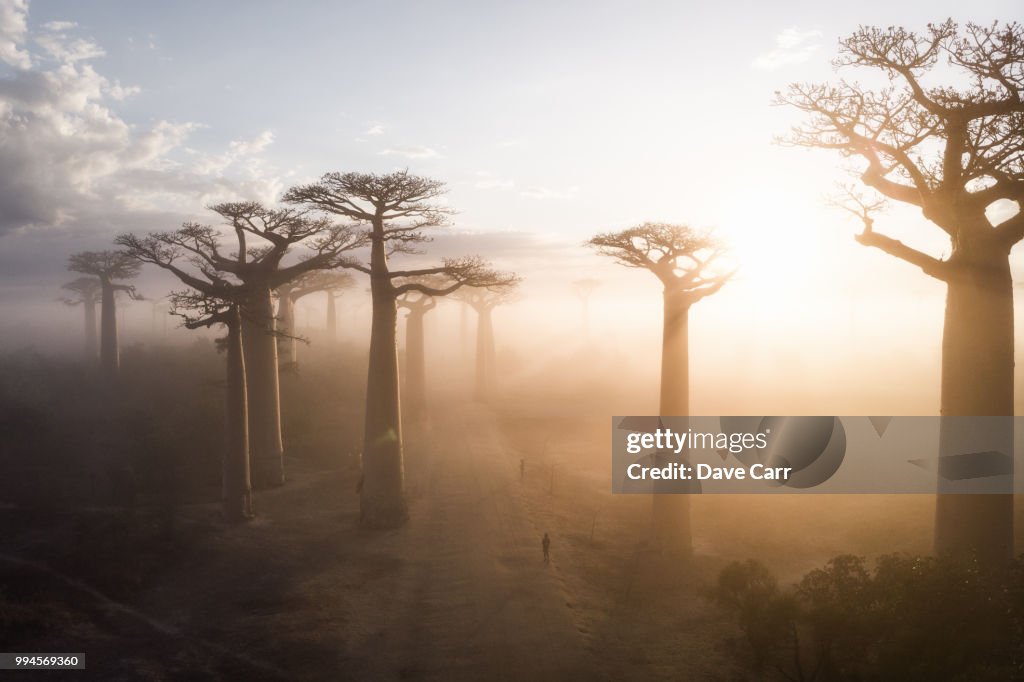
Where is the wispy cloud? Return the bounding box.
[35,33,104,62]
[363,123,384,136]
[229,130,274,156]
[520,185,579,200]
[379,145,438,159]
[193,130,275,175]
[41,20,76,31]
[107,81,141,101]
[752,27,821,70]
[35,19,105,63]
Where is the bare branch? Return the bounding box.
[392,257,519,297]
[450,281,522,311]
[779,20,1024,248]
[854,230,950,280]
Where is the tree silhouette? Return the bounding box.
[169,291,254,522]
[67,251,142,378]
[453,284,520,403]
[214,204,363,487]
[397,291,435,424]
[395,275,454,425]
[589,222,732,554]
[150,299,171,339]
[571,278,601,335]
[114,230,263,522]
[284,170,516,527]
[322,273,354,345]
[119,212,364,489]
[275,270,354,367]
[777,20,1024,563]
[59,276,102,359]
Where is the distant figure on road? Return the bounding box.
[542,532,550,563]
[520,458,525,481]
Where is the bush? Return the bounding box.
[716,554,1024,681]
[714,559,800,675]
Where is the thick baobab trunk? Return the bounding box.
[277,294,298,366]
[935,247,1014,564]
[660,289,690,416]
[404,308,427,423]
[242,288,285,488]
[653,288,692,555]
[224,308,254,521]
[99,281,119,376]
[326,291,337,345]
[474,306,496,402]
[361,234,407,527]
[84,297,98,359]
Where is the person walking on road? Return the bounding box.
[542,532,551,563]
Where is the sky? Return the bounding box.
[0,0,1022,411]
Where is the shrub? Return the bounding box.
[716,553,1024,681]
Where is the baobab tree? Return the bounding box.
[777,20,1024,563]
[67,251,142,378]
[59,276,102,359]
[276,270,353,366]
[284,170,517,527]
[208,203,363,488]
[119,210,364,488]
[150,300,171,340]
[571,278,601,335]
[588,223,732,554]
[323,273,353,345]
[115,230,258,521]
[170,291,254,522]
[453,284,520,403]
[397,288,438,423]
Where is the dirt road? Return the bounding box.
[350,405,599,680]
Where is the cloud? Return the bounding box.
[519,185,579,200]
[229,129,274,155]
[379,145,438,159]
[41,21,77,31]
[35,18,106,64]
[106,80,141,100]
[0,4,284,238]
[0,0,30,68]
[0,57,198,233]
[191,130,275,176]
[752,27,821,70]
[363,123,384,136]
[35,33,105,63]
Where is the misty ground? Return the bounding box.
[1,345,1022,681]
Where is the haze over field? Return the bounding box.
[2,1,1024,680]
[0,0,1020,417]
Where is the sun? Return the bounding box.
[717,187,841,299]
